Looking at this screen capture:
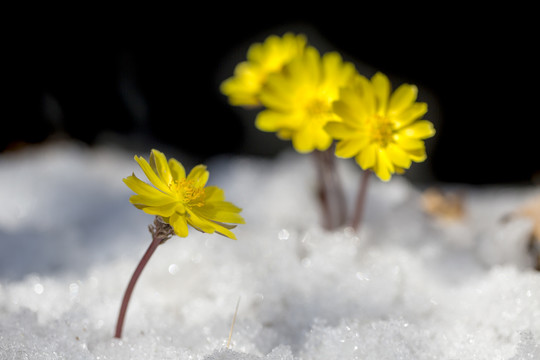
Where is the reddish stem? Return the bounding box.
[114,234,162,339]
[313,146,347,230]
[351,170,371,232]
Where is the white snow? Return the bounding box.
[1,140,539,359]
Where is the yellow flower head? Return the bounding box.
[123,150,245,239]
[325,72,435,181]
[220,32,307,107]
[255,46,358,153]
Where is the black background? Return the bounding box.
[4,7,539,184]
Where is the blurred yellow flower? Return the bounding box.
[124,150,244,239]
[325,72,435,181]
[256,47,357,153]
[220,32,307,107]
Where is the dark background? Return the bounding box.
[4,7,539,184]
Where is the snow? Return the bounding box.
[1,140,539,359]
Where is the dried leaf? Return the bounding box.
[421,187,466,222]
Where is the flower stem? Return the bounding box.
[114,220,171,339]
[313,145,347,230]
[351,170,371,232]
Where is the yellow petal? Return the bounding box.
[123,174,169,198]
[405,147,427,162]
[206,200,243,213]
[205,186,225,202]
[385,143,412,169]
[186,209,217,234]
[142,202,182,217]
[255,110,303,132]
[291,124,332,153]
[259,76,297,111]
[313,128,333,152]
[324,121,356,140]
[371,72,390,115]
[213,225,238,240]
[170,213,189,237]
[187,165,209,187]
[129,194,177,207]
[335,136,370,158]
[355,143,378,170]
[373,150,394,182]
[401,120,436,139]
[149,149,173,185]
[392,102,428,129]
[393,134,426,150]
[134,155,171,194]
[352,75,376,116]
[302,47,322,87]
[291,127,316,153]
[332,94,366,126]
[321,52,356,98]
[388,84,417,115]
[194,206,245,225]
[168,158,186,180]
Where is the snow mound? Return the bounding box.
[1,141,539,359]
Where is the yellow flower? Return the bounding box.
[255,46,358,153]
[220,32,307,107]
[123,150,245,239]
[325,72,435,181]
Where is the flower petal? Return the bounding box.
[324,122,358,140]
[255,110,303,132]
[194,205,245,225]
[142,202,183,217]
[134,155,171,194]
[170,213,189,237]
[260,76,298,111]
[205,200,243,213]
[405,147,427,162]
[393,134,426,150]
[385,143,412,169]
[129,194,177,207]
[371,72,390,115]
[186,209,217,234]
[373,150,394,182]
[150,149,173,185]
[352,75,376,117]
[123,174,171,199]
[205,186,225,202]
[332,95,365,126]
[392,102,428,130]
[401,120,436,139]
[388,83,417,115]
[355,143,378,170]
[187,165,209,187]
[168,158,186,180]
[321,52,356,99]
[335,136,370,158]
[291,124,332,153]
[191,211,238,239]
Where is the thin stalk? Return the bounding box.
[114,230,163,339]
[226,297,241,348]
[351,170,371,232]
[313,145,347,230]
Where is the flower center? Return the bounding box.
[306,98,332,125]
[169,179,205,207]
[368,115,394,147]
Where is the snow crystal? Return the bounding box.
[1,140,539,359]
